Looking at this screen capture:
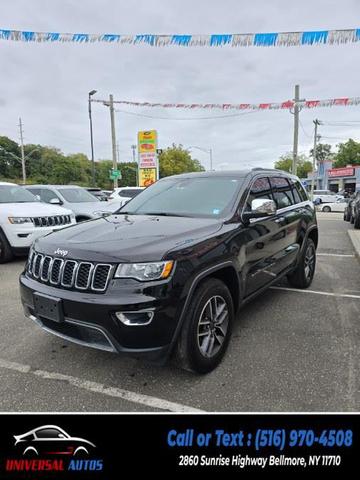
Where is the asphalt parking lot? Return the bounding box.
[0,213,359,412]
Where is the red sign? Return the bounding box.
[328,167,355,177]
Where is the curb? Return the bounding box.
[348,230,360,259]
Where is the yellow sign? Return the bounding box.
[138,130,157,154]
[139,168,157,187]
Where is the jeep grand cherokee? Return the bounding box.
[20,169,318,373]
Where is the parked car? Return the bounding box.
[344,195,355,221]
[86,188,108,202]
[352,191,360,229]
[24,185,117,222]
[313,190,341,204]
[20,169,318,373]
[0,182,75,263]
[318,198,349,213]
[107,187,145,207]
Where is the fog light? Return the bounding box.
[115,311,154,326]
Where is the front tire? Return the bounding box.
[0,230,13,263]
[174,278,234,374]
[287,238,316,289]
[322,205,331,212]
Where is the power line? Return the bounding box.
[113,108,260,121]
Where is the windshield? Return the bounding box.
[59,188,100,203]
[119,176,243,218]
[0,185,38,204]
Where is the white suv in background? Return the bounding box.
[0,182,76,263]
[107,187,145,207]
[313,190,343,204]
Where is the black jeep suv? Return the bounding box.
[20,169,318,373]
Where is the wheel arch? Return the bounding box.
[169,262,240,355]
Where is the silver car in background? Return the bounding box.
[25,185,118,222]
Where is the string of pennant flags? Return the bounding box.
[92,97,360,111]
[1,27,360,47]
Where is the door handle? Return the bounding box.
[275,217,285,224]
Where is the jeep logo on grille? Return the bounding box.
[54,248,68,257]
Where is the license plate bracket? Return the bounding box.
[33,293,63,323]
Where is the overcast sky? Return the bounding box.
[1,0,360,170]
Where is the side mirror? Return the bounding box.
[243,198,277,221]
[49,197,61,205]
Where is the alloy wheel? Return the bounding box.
[197,295,229,358]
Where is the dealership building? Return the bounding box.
[305,160,360,193]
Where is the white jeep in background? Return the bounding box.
[0,182,76,263]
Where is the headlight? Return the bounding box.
[114,261,174,281]
[8,217,32,224]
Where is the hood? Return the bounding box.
[35,214,223,262]
[2,202,72,217]
[65,201,104,216]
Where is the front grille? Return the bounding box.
[32,215,71,228]
[27,253,112,293]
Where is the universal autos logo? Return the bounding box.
[5,425,103,473]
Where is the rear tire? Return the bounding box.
[0,230,13,263]
[287,238,316,289]
[174,278,234,374]
[354,214,360,229]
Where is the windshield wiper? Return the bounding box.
[142,212,191,217]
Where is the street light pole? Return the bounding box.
[189,146,213,171]
[19,118,26,184]
[88,90,97,186]
[310,119,321,201]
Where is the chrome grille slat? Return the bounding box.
[75,262,94,290]
[91,264,112,292]
[32,215,71,228]
[61,260,78,288]
[27,252,111,293]
[40,256,53,282]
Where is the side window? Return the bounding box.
[40,189,60,203]
[269,177,294,209]
[245,177,272,211]
[27,188,41,198]
[295,181,308,202]
[288,178,302,204]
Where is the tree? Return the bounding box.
[159,144,204,178]
[333,139,360,167]
[0,136,21,178]
[274,153,313,178]
[309,143,334,163]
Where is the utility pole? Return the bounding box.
[131,144,138,186]
[209,148,213,171]
[310,119,321,200]
[292,85,300,175]
[88,89,97,186]
[109,94,118,188]
[18,118,26,184]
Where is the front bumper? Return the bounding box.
[4,222,76,249]
[19,273,185,363]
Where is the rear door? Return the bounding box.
[268,176,301,275]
